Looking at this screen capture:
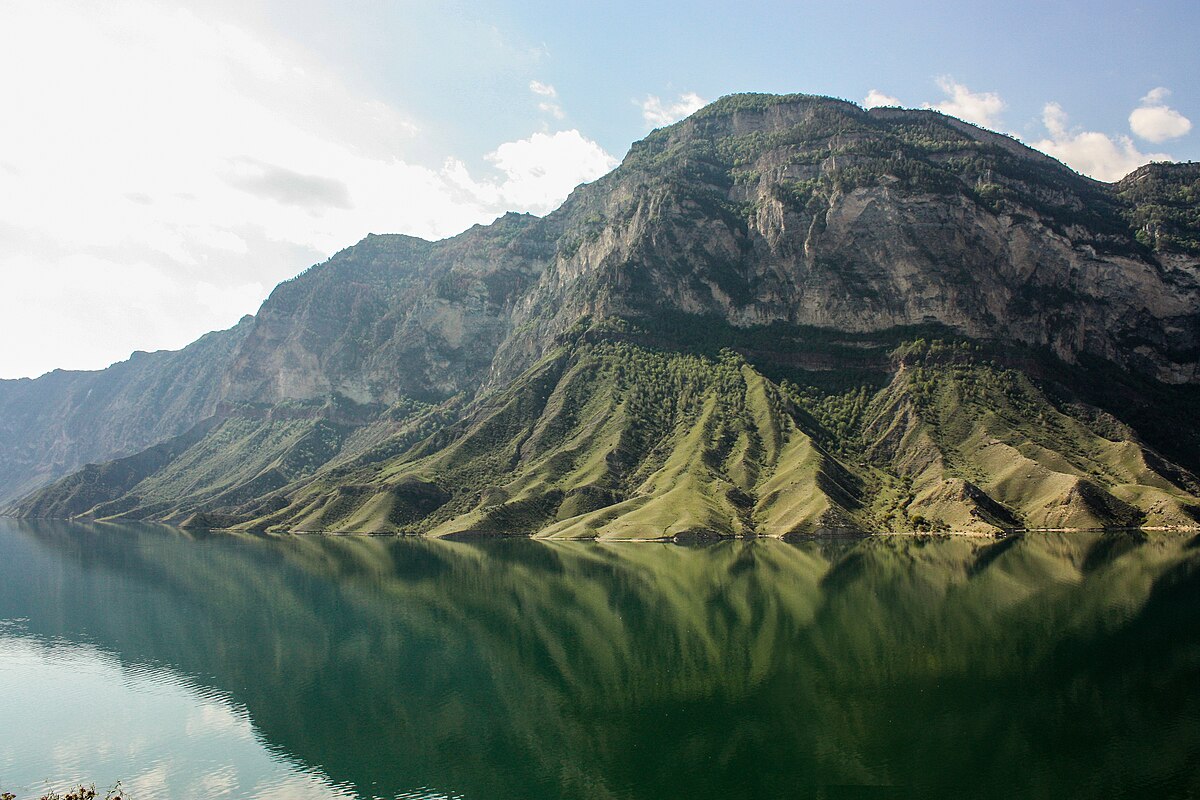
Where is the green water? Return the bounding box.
[0,520,1198,799]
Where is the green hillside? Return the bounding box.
[18,324,1198,537]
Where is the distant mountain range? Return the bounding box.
[5,93,1200,536]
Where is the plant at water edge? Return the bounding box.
[0,783,123,800]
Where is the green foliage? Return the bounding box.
[2,785,123,800]
[1040,352,1200,476]
[1116,162,1200,254]
[618,311,949,397]
[891,338,983,366]
[781,383,873,456]
[20,327,1200,536]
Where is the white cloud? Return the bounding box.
[863,89,902,109]
[1129,87,1192,143]
[530,79,565,119]
[640,92,707,128]
[923,77,1005,129]
[0,0,617,378]
[445,130,618,215]
[1032,102,1170,182]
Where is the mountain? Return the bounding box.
[0,319,251,504]
[7,92,1200,536]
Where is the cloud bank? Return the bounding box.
[446,131,618,214]
[863,89,901,109]
[923,77,1005,129]
[893,77,1188,183]
[1033,102,1171,182]
[640,92,707,128]
[1129,87,1192,143]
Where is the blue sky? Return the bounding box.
[224,0,1200,168]
[0,0,1196,378]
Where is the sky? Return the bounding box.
[1,0,1197,379]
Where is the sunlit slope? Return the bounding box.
[859,341,1200,532]
[238,341,866,538]
[15,336,1200,535]
[13,413,346,523]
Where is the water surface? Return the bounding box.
[1,520,1198,799]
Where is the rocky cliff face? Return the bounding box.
[0,320,250,504]
[6,93,1200,531]
[487,95,1200,387]
[220,214,556,406]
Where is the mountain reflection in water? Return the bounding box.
[1,520,1198,800]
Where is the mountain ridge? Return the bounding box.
[5,91,1200,534]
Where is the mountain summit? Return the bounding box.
[5,93,1200,536]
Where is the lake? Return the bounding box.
[1,519,1198,799]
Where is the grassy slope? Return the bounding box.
[100,415,349,524]
[240,342,863,538]
[18,336,1200,538]
[857,342,1200,532]
[9,416,222,519]
[219,339,1200,536]
[12,399,448,526]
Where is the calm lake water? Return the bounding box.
[1,519,1198,799]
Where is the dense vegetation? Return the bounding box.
[1117,161,1200,254]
